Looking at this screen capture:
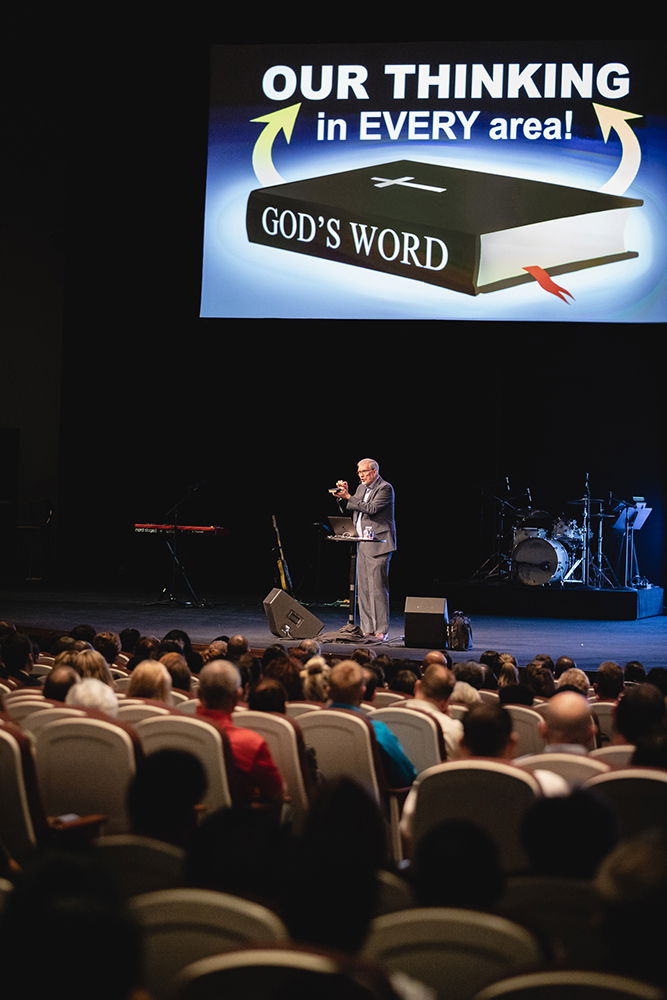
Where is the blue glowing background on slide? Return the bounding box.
[199,109,667,321]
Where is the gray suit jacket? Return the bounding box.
[345,477,396,557]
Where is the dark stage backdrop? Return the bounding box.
[47,31,666,601]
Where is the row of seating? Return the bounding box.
[3,692,666,873]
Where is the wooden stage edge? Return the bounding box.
[1,584,666,673]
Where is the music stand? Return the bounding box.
[613,500,652,587]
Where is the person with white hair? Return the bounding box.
[65,677,119,717]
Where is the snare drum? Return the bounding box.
[512,536,570,586]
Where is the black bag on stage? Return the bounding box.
[447,610,473,651]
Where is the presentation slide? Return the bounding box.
[200,40,666,322]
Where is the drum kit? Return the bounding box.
[473,479,647,589]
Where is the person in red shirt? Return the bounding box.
[196,659,283,807]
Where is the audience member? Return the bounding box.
[497,662,520,688]
[327,660,417,787]
[645,666,667,697]
[196,660,283,807]
[282,777,387,953]
[201,639,228,664]
[159,651,192,694]
[184,803,292,913]
[539,691,595,753]
[594,829,667,989]
[73,648,114,686]
[119,627,140,657]
[94,631,123,670]
[0,849,146,1000]
[556,667,590,694]
[612,684,666,745]
[631,727,667,768]
[520,788,618,879]
[623,659,646,684]
[423,649,452,670]
[390,669,419,695]
[127,749,207,848]
[450,680,481,706]
[66,677,119,716]
[163,628,203,674]
[300,656,330,702]
[593,661,624,701]
[401,662,463,760]
[554,655,577,678]
[69,624,97,645]
[527,665,556,701]
[411,818,504,909]
[498,683,534,706]
[248,677,287,713]
[295,637,321,659]
[0,631,41,687]
[263,652,304,700]
[125,636,160,672]
[43,664,81,702]
[454,660,485,690]
[127,661,173,703]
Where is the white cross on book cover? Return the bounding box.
[246,159,643,295]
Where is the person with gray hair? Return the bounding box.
[333,458,396,640]
[196,660,283,807]
[65,677,119,717]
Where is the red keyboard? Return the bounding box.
[133,524,225,535]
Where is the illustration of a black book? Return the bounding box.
[246,159,643,295]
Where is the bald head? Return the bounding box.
[423,650,448,669]
[541,691,595,748]
[198,659,242,709]
[416,663,456,705]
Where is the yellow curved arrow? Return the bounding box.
[593,103,643,195]
[250,103,301,187]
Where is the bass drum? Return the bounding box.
[512,536,570,586]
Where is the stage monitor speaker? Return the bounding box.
[263,588,324,640]
[404,596,449,649]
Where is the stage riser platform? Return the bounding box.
[441,584,664,621]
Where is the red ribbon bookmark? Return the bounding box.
[523,265,575,303]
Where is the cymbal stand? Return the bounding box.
[472,495,521,581]
[588,501,619,589]
[581,474,591,587]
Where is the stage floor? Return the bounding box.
[1,584,666,673]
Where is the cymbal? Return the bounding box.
[567,497,607,504]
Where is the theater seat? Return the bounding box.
[34,716,141,834]
[172,946,397,1000]
[363,906,543,1000]
[129,888,289,1000]
[238,710,316,828]
[0,719,105,864]
[471,969,664,1000]
[135,714,236,812]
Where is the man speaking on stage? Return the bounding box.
[333,458,396,641]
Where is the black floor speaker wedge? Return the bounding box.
[404,596,449,649]
[263,588,325,640]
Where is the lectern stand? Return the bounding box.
[325,535,387,641]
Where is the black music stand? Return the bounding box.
[613,500,652,587]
